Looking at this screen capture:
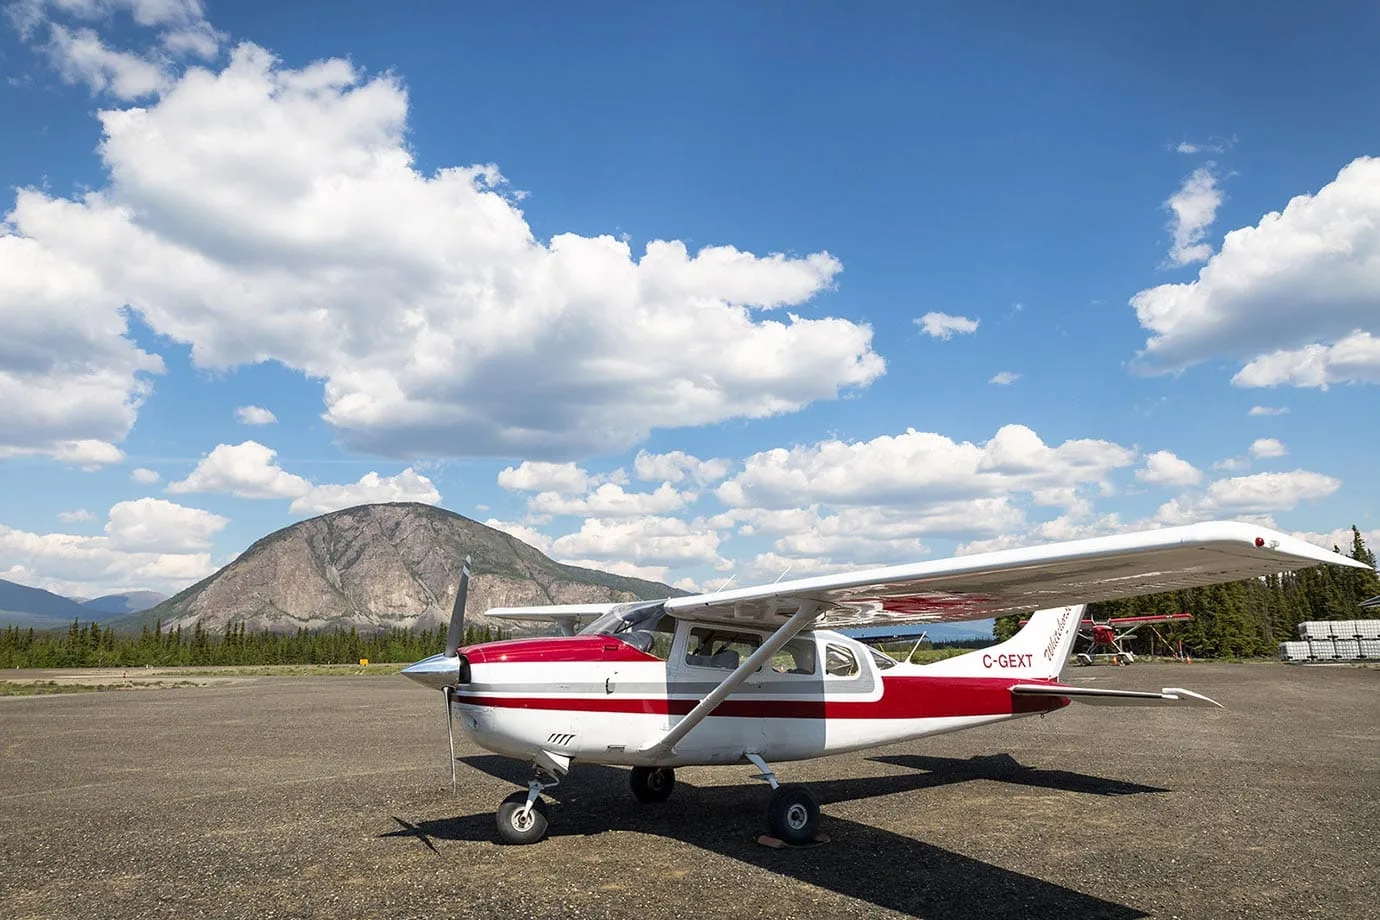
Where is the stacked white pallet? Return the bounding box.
[1334,639,1361,659]
[1278,641,1311,662]
[1298,621,1336,641]
[1360,639,1380,659]
[1357,620,1380,640]
[1307,639,1337,660]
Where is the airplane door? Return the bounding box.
[668,622,766,761]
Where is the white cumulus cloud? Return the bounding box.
[1248,405,1289,416]
[497,461,591,494]
[1163,165,1223,267]
[1154,470,1341,525]
[104,497,227,552]
[287,469,440,516]
[1136,450,1203,488]
[988,371,1019,385]
[528,482,694,519]
[166,440,436,513]
[234,405,277,425]
[915,312,979,340]
[632,450,731,486]
[57,509,94,523]
[1249,438,1287,459]
[0,43,882,462]
[1232,330,1380,389]
[1132,157,1380,386]
[131,466,160,483]
[552,516,725,570]
[717,425,1136,511]
[167,441,310,499]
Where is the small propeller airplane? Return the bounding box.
[1074,612,1194,665]
[402,521,1368,845]
[1017,611,1197,665]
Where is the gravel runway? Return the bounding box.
[1,662,1376,919]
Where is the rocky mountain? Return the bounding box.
[0,578,92,628]
[80,591,169,616]
[117,503,679,633]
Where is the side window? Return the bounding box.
[825,644,859,678]
[770,636,817,675]
[685,627,761,670]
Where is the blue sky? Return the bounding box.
[1,1,1377,598]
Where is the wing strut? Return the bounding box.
[640,600,824,757]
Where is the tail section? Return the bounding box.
[920,605,1085,680]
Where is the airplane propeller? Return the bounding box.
[445,555,472,658]
[443,555,471,795]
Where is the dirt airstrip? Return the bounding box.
[1,662,1376,919]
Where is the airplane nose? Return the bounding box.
[401,653,460,691]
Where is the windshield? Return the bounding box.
[579,602,666,636]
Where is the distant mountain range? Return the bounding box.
[108,502,679,634]
[0,580,167,629]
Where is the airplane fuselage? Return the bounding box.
[406,626,1067,768]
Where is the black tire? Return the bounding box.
[496,791,549,845]
[630,766,675,803]
[767,784,820,845]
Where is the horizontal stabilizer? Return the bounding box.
[1010,683,1222,708]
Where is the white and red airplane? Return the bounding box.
[403,521,1367,845]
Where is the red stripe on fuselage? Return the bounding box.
[453,676,1067,719]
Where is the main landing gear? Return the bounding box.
[629,766,675,803]
[748,753,822,846]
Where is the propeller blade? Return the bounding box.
[444,555,472,658]
[444,685,457,796]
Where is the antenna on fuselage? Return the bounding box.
[713,574,737,594]
[773,565,792,584]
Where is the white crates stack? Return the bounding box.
[1293,621,1380,661]
[1279,641,1311,662]
[1307,639,1337,660]
[1298,621,1336,640]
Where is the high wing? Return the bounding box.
[662,521,1367,629]
[486,603,618,635]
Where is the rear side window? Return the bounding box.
[825,644,859,677]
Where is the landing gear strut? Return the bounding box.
[747,753,822,845]
[630,766,676,803]
[496,755,565,845]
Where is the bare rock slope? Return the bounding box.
[127,503,677,632]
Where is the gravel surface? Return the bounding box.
[1,662,1376,919]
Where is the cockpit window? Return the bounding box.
[685,627,761,670]
[580,604,673,659]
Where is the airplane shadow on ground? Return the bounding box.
[383,753,1165,919]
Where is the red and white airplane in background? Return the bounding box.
[403,521,1366,845]
[1074,612,1195,665]
[1018,611,1197,665]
